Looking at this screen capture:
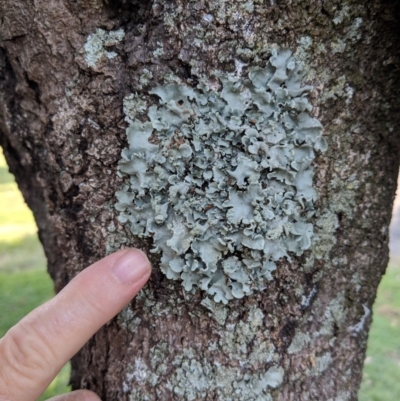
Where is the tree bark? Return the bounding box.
[1,1,399,400]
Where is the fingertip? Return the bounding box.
[132,248,153,274]
[111,248,152,286]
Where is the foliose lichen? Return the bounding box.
[84,28,125,68]
[169,352,283,401]
[116,49,326,303]
[347,304,370,336]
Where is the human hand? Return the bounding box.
[0,249,151,401]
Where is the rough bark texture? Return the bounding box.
[1,1,400,400]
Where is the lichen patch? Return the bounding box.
[116,49,325,303]
[83,28,125,68]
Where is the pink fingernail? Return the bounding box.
[112,250,151,285]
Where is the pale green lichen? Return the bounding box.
[121,305,281,400]
[301,284,317,307]
[316,292,347,337]
[118,305,142,332]
[333,3,363,40]
[321,75,349,102]
[295,36,313,64]
[329,174,359,217]
[116,49,326,303]
[123,345,283,401]
[218,306,276,365]
[84,28,125,68]
[330,5,363,59]
[311,352,333,376]
[169,348,283,401]
[287,330,311,354]
[312,211,340,260]
[328,391,351,401]
[139,69,154,88]
[347,304,370,336]
[333,4,351,25]
[331,39,347,54]
[153,42,165,58]
[286,292,348,365]
[123,94,148,122]
[123,358,156,396]
[347,18,363,42]
[200,297,228,325]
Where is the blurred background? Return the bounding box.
[0,149,70,399]
[0,147,399,400]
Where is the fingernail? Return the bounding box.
[112,249,151,285]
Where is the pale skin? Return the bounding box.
[0,249,152,401]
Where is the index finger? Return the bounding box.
[0,249,151,401]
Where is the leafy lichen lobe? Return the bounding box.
[116,49,325,303]
[83,28,125,68]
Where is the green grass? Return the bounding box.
[0,148,399,400]
[0,269,54,337]
[0,149,71,399]
[358,259,400,401]
[0,269,71,400]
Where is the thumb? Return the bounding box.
[0,249,151,401]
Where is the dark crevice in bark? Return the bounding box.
[25,73,41,104]
[0,49,65,286]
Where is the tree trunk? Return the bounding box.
[1,1,399,400]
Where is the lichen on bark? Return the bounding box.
[115,48,326,304]
[0,0,399,400]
